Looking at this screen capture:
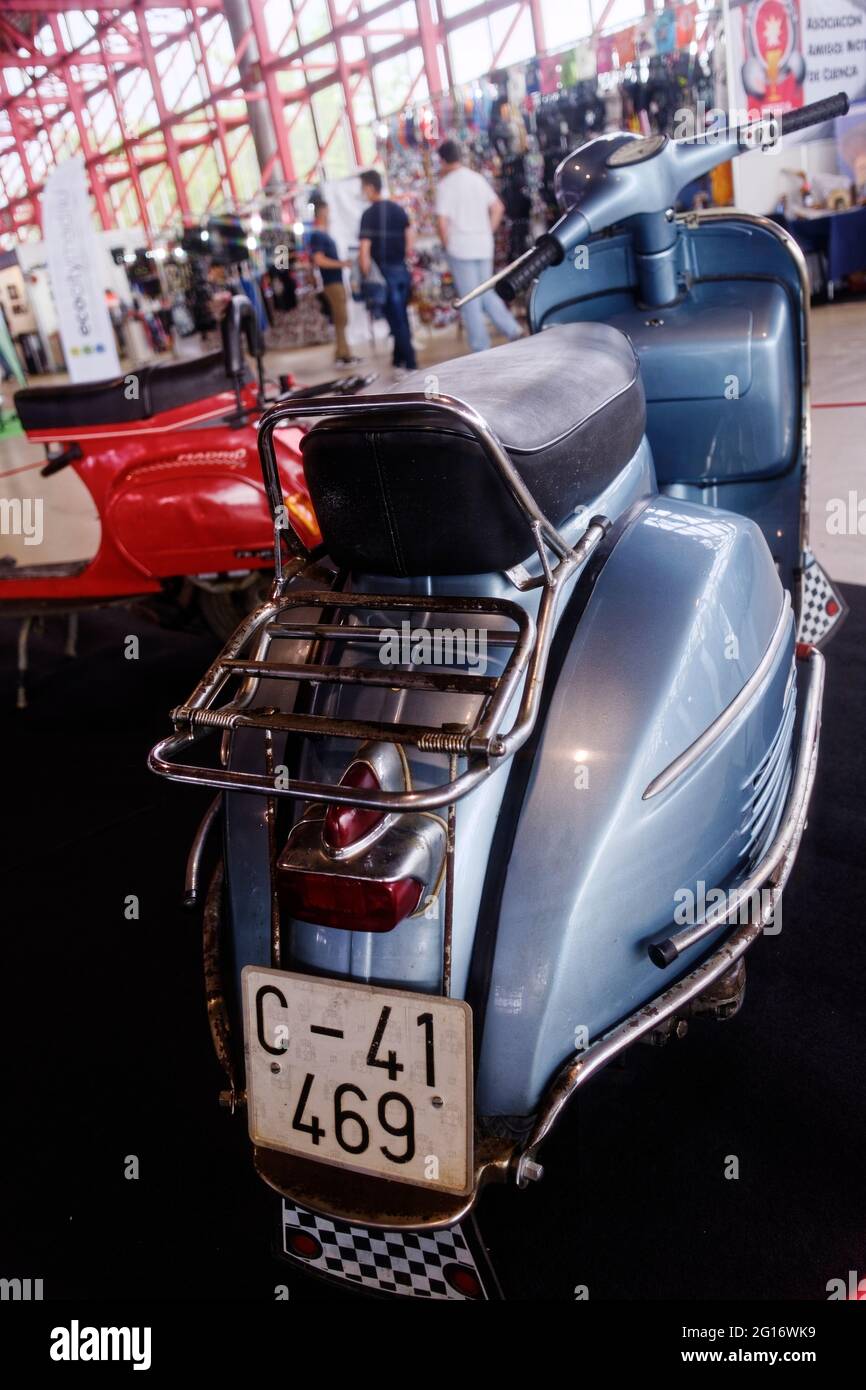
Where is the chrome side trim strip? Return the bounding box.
[642,590,792,800]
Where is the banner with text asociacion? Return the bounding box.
[42,157,121,383]
[727,0,866,125]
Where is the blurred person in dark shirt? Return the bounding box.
[358,169,417,373]
[309,202,359,365]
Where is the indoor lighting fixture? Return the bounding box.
[249,212,263,234]
[246,234,258,251]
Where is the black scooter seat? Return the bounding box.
[302,322,646,576]
[15,352,248,434]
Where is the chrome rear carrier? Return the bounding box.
[149,391,610,813]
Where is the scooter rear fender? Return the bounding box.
[221,486,794,1124]
[476,495,794,1116]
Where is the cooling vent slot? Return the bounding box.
[738,659,797,871]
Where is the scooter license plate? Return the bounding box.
[242,967,474,1196]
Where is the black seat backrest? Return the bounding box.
[303,410,533,576]
[301,324,645,576]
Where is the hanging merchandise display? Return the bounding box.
[636,17,659,59]
[655,8,678,54]
[596,36,617,75]
[614,27,638,69]
[261,253,332,351]
[373,7,727,273]
[171,207,336,354]
[676,2,699,49]
[574,41,598,82]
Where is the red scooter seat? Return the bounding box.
[15,352,249,434]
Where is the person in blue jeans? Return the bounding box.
[435,139,523,353]
[358,169,417,372]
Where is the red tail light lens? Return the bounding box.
[443,1263,483,1298]
[280,869,423,932]
[287,1230,323,1260]
[323,762,384,850]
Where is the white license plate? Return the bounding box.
[242,967,473,1195]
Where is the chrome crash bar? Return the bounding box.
[516,644,824,1181]
[149,393,609,812]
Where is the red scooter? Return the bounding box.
[1,297,372,704]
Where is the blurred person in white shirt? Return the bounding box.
[435,139,523,353]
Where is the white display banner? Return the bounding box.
[320,174,381,349]
[42,158,121,382]
[728,0,866,125]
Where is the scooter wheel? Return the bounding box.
[197,573,272,642]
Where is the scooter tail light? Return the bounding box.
[280,869,423,932]
[323,761,385,850]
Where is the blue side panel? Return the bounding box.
[529,216,807,590]
[476,496,794,1117]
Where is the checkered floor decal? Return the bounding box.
[280,1200,493,1299]
[798,554,846,647]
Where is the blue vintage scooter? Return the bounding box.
[150,93,847,1299]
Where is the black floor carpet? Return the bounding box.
[1,586,864,1303]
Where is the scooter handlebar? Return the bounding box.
[489,91,849,304]
[668,91,851,190]
[495,234,566,303]
[778,90,849,136]
[40,443,82,478]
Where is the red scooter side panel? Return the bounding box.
[108,424,319,577]
[0,387,320,601]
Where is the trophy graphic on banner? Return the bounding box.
[765,35,783,103]
[741,0,805,113]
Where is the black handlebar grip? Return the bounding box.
[496,234,564,303]
[41,444,82,478]
[648,937,679,969]
[781,91,849,136]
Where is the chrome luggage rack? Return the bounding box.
[148,393,609,812]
